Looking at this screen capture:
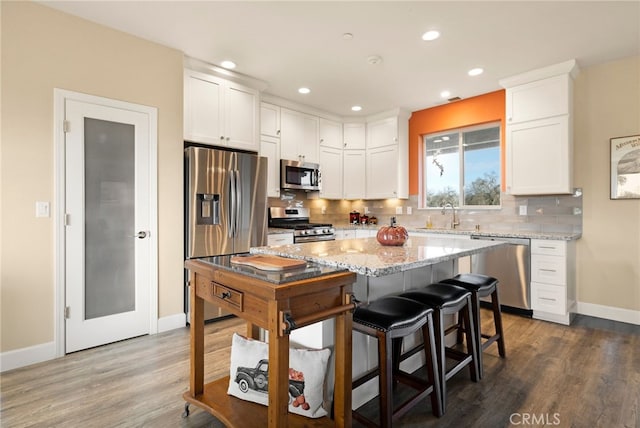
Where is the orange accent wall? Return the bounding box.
[408,89,506,195]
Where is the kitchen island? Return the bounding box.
[184,255,356,428]
[251,235,507,409]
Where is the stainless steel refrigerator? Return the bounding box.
[184,146,268,321]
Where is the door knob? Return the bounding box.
[134,231,148,239]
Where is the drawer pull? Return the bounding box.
[540,269,557,272]
[540,297,557,302]
[221,291,232,299]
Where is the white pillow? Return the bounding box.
[227,333,331,418]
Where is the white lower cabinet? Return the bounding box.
[531,239,576,325]
[267,232,294,246]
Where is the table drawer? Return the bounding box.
[531,254,566,285]
[196,276,244,312]
[531,239,566,256]
[531,282,566,315]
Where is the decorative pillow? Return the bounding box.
[227,333,331,418]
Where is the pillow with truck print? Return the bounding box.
[227,333,331,418]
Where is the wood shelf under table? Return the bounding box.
[183,376,335,427]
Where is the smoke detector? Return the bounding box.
[367,55,383,65]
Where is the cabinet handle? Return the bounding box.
[277,130,281,135]
[221,291,231,299]
[226,137,230,141]
[540,269,557,273]
[220,136,224,140]
[539,297,557,302]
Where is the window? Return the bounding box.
[423,123,501,208]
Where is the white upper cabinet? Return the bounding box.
[367,117,398,149]
[260,102,281,137]
[365,112,409,199]
[184,69,258,151]
[505,74,570,124]
[500,60,579,195]
[343,123,366,150]
[343,150,366,199]
[319,118,343,149]
[280,108,319,164]
[260,135,281,198]
[318,146,343,199]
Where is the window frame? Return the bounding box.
[420,121,501,210]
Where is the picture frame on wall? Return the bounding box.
[610,134,640,199]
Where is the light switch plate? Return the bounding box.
[519,205,527,216]
[36,201,50,218]
[406,207,412,215]
[395,206,403,215]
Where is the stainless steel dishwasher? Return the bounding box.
[470,235,531,316]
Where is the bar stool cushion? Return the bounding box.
[353,296,433,332]
[440,273,498,293]
[400,283,470,309]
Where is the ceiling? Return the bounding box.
[40,1,640,118]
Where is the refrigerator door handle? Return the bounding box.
[228,172,236,238]
[234,170,241,238]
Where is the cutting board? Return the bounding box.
[230,255,307,271]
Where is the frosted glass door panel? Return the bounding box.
[84,118,135,319]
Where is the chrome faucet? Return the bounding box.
[441,203,460,229]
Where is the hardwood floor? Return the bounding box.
[1,313,638,427]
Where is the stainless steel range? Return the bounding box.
[268,207,335,243]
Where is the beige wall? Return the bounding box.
[574,56,640,313]
[1,2,184,352]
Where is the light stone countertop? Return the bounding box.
[250,236,507,277]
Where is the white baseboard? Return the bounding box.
[577,301,640,325]
[158,312,187,333]
[2,314,186,373]
[0,341,57,373]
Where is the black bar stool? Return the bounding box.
[352,296,443,427]
[440,273,505,379]
[398,283,479,413]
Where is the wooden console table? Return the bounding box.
[183,256,357,428]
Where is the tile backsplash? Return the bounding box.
[268,189,583,234]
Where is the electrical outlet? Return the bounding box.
[406,207,412,215]
[395,206,403,215]
[364,206,369,214]
[321,206,326,215]
[519,205,527,216]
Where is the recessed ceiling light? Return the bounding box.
[440,90,451,98]
[343,33,354,40]
[367,55,383,65]
[220,60,236,69]
[421,30,440,41]
[468,68,484,76]
[298,87,311,94]
[351,105,362,112]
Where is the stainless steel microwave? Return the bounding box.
[280,159,321,191]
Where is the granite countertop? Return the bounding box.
[332,224,581,241]
[186,254,348,284]
[251,236,507,277]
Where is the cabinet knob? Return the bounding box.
[277,130,281,135]
[226,137,230,141]
[220,136,224,140]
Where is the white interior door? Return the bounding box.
[64,98,153,353]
